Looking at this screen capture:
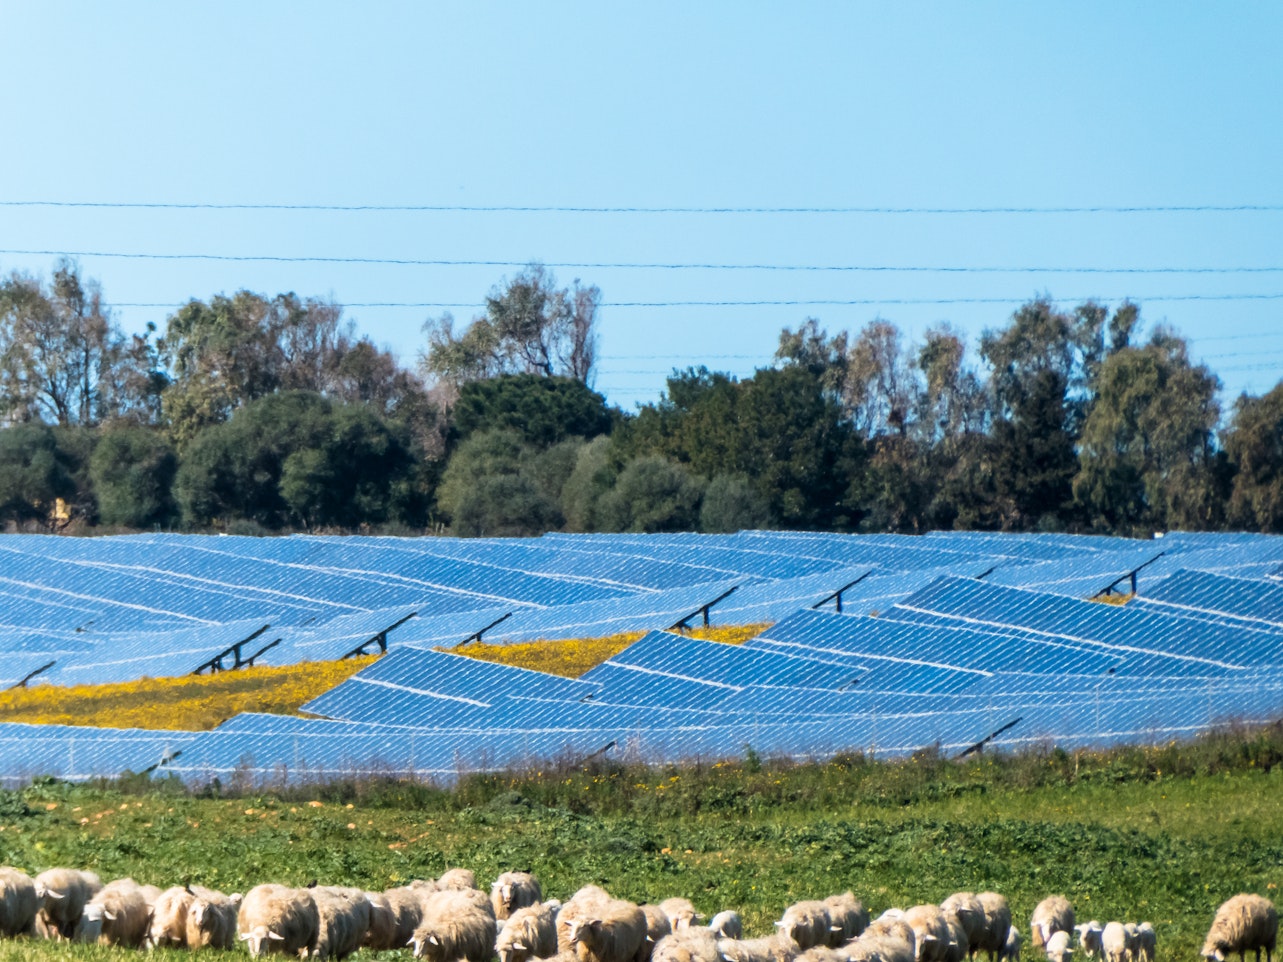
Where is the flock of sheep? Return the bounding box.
[0,865,1275,962]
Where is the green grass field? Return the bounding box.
[0,729,1279,960]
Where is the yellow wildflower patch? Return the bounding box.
[0,657,375,731]
[1092,592,1134,606]
[452,623,771,677]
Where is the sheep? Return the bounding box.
[0,867,37,937]
[186,884,241,950]
[799,948,851,962]
[411,887,499,962]
[1134,923,1156,962]
[493,872,543,921]
[710,911,744,941]
[857,928,917,962]
[977,895,1013,962]
[778,902,833,951]
[654,928,723,962]
[941,895,987,960]
[643,904,675,946]
[718,934,803,962]
[944,915,970,962]
[238,883,320,958]
[1203,899,1278,962]
[1044,931,1072,962]
[34,867,102,940]
[311,886,372,960]
[439,869,479,892]
[826,894,871,947]
[1075,923,1104,960]
[72,903,107,943]
[90,878,150,948]
[905,905,954,962]
[148,886,195,949]
[1101,923,1130,962]
[566,898,649,962]
[1032,899,1075,952]
[375,886,427,949]
[497,899,561,962]
[139,883,164,911]
[559,886,614,952]
[662,898,704,932]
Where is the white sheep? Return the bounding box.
[0,867,37,938]
[148,886,195,949]
[411,887,499,962]
[72,903,107,943]
[311,885,372,960]
[560,887,614,952]
[857,928,916,962]
[1134,924,1156,962]
[718,933,803,962]
[709,911,744,941]
[493,873,543,921]
[238,883,321,958]
[977,895,1013,962]
[567,898,650,962]
[1101,923,1129,962]
[1075,923,1104,960]
[944,916,970,962]
[89,878,150,948]
[905,905,953,962]
[1203,896,1278,962]
[186,884,241,950]
[1031,899,1075,952]
[439,869,479,892]
[778,902,833,951]
[1044,931,1071,962]
[654,928,723,962]
[367,886,424,951]
[662,898,704,932]
[826,894,870,946]
[34,867,102,940]
[497,899,560,962]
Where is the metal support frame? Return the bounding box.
[457,612,513,647]
[668,586,739,632]
[810,573,873,614]
[5,660,56,691]
[1094,550,1167,599]
[341,612,419,659]
[191,624,271,675]
[954,717,1023,759]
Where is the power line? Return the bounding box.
[108,294,1283,310]
[5,248,1283,273]
[3,200,1283,214]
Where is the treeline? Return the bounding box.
[1,259,1281,537]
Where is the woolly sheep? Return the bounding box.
[148,886,195,949]
[411,887,499,962]
[1032,899,1075,952]
[710,912,744,941]
[941,894,987,960]
[798,948,851,962]
[1203,897,1278,962]
[654,928,723,962]
[90,878,150,948]
[857,928,917,962]
[311,886,372,960]
[559,886,615,952]
[493,872,543,921]
[34,868,102,940]
[1045,931,1072,962]
[1000,927,1022,962]
[186,884,241,951]
[905,905,953,962]
[662,898,704,932]
[238,883,320,958]
[498,899,561,962]
[1075,923,1104,960]
[439,869,479,892]
[1101,923,1129,962]
[977,895,1013,962]
[0,867,37,938]
[1134,923,1156,962]
[139,883,164,910]
[718,934,802,962]
[567,898,649,962]
[944,915,970,962]
[368,887,427,952]
[826,894,871,947]
[778,902,833,951]
[643,905,675,945]
[72,903,107,943]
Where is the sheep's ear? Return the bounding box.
[832,926,844,932]
[429,935,440,945]
[268,931,285,941]
[104,910,117,921]
[47,890,66,900]
[775,922,787,928]
[230,894,243,904]
[513,942,528,951]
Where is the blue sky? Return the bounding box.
[2,3,1281,409]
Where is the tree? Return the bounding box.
[0,424,76,530]
[1073,329,1223,532]
[421,265,600,386]
[1222,382,1283,532]
[452,374,613,447]
[0,261,151,425]
[597,456,704,533]
[699,474,771,533]
[434,429,562,537]
[174,391,415,530]
[89,426,178,528]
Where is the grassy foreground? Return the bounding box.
[0,727,1279,960]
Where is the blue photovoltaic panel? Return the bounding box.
[50,620,274,685]
[1136,569,1283,630]
[1140,540,1283,584]
[265,606,421,664]
[0,723,196,787]
[984,544,1167,597]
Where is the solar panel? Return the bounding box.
[0,723,195,787]
[1136,569,1283,630]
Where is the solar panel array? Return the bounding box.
[0,530,1281,785]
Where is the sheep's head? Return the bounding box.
[240,926,284,957]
